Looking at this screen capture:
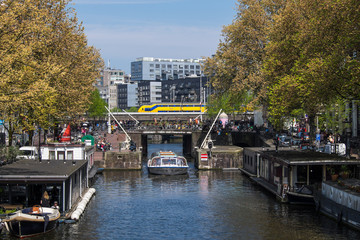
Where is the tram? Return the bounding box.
[138,103,206,112]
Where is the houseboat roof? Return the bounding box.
[247,148,360,166]
[0,159,87,182]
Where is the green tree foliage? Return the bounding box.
[265,0,360,132]
[87,89,107,118]
[208,0,360,132]
[127,107,139,112]
[203,0,285,112]
[0,0,103,145]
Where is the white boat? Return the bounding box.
[3,206,60,238]
[147,151,189,175]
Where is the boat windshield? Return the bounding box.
[161,158,177,165]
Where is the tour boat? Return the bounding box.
[147,151,189,175]
[3,206,60,238]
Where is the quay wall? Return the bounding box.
[195,146,243,170]
[103,151,142,170]
[231,132,269,147]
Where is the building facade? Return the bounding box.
[137,81,162,106]
[131,57,204,81]
[161,76,209,103]
[95,67,128,109]
[117,83,138,109]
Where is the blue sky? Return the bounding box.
[72,0,237,73]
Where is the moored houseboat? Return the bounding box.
[317,180,360,230]
[241,147,360,204]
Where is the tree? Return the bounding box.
[87,89,107,119]
[0,0,103,145]
[265,0,360,135]
[203,0,285,113]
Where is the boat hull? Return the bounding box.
[7,218,58,238]
[148,166,188,175]
[286,191,315,205]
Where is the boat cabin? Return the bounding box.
[242,147,360,202]
[40,142,95,176]
[0,159,89,213]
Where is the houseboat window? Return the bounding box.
[0,185,9,203]
[58,151,65,160]
[11,185,26,205]
[49,151,55,160]
[67,151,73,160]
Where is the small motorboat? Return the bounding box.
[286,185,315,205]
[147,151,189,175]
[3,205,60,238]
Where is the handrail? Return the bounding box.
[105,106,131,142]
[200,109,222,149]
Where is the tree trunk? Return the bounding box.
[28,130,34,146]
[308,113,316,145]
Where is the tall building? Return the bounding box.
[161,76,210,103]
[117,83,138,109]
[131,57,204,81]
[137,81,162,106]
[95,67,129,109]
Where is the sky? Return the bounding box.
[71,0,237,73]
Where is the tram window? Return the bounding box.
[145,108,150,111]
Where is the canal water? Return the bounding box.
[3,142,360,239]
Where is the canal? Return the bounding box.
[3,142,360,239]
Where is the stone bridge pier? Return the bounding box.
[128,130,204,158]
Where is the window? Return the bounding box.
[190,65,194,69]
[49,151,55,160]
[155,64,160,68]
[58,151,65,160]
[67,151,73,160]
[185,65,189,69]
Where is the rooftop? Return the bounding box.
[249,148,360,165]
[0,159,87,182]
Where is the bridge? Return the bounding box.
[107,112,253,121]
[127,128,204,157]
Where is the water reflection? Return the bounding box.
[1,143,360,239]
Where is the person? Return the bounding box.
[40,191,50,207]
[51,201,59,210]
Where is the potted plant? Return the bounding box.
[328,167,338,181]
[340,165,350,179]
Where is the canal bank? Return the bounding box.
[2,142,360,239]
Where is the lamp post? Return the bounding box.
[38,125,41,162]
[343,118,351,159]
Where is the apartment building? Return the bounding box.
[131,57,204,81]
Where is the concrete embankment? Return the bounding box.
[195,145,243,170]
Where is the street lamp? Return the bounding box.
[343,118,351,159]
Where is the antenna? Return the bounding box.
[108,59,111,69]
